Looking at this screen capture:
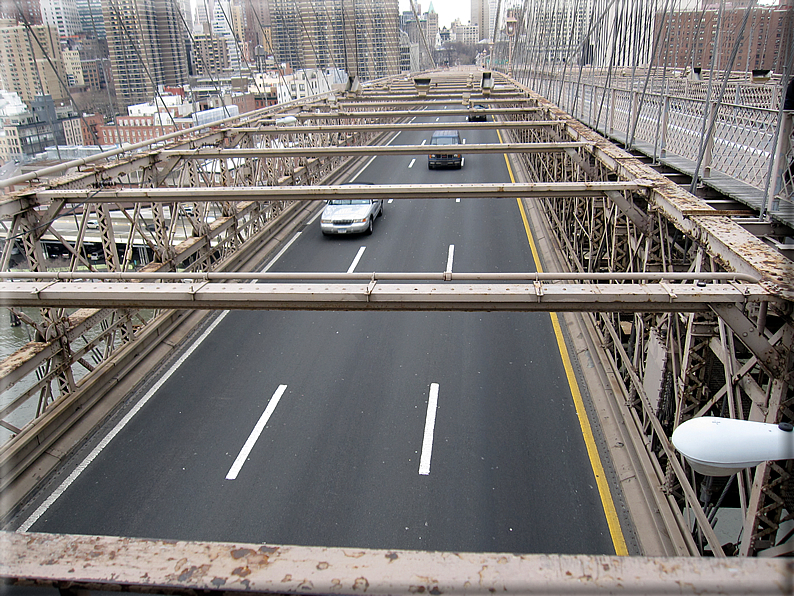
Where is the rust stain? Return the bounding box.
[282,574,293,583]
[232,566,251,577]
[297,580,315,591]
[316,562,329,570]
[353,577,370,591]
[174,557,187,572]
[409,586,426,593]
[343,551,367,559]
[211,577,226,588]
[259,545,279,555]
[429,587,443,595]
[385,552,399,562]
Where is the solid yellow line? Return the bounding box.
[499,132,629,556]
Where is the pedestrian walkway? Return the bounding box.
[604,129,794,230]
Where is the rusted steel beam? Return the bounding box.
[29,182,652,205]
[233,121,563,133]
[295,107,543,118]
[0,532,787,595]
[0,281,773,312]
[156,143,590,159]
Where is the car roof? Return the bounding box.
[431,130,459,137]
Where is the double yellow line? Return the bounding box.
[498,131,629,556]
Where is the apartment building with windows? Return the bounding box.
[269,0,400,81]
[0,19,66,103]
[102,0,189,107]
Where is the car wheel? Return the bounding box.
[365,218,373,235]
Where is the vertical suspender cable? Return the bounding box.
[689,0,756,195]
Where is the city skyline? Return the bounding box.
[398,0,470,29]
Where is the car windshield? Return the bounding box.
[328,199,371,205]
[431,138,457,145]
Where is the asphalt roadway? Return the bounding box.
[19,108,621,555]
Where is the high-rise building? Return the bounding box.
[471,0,488,41]
[194,0,211,33]
[75,0,104,38]
[451,19,478,44]
[40,0,80,37]
[0,0,42,25]
[211,0,244,70]
[652,2,794,72]
[423,3,438,46]
[244,0,270,54]
[269,0,399,81]
[192,32,231,76]
[102,0,189,107]
[0,19,66,102]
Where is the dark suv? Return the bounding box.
[428,130,463,169]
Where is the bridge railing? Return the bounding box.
[506,67,793,221]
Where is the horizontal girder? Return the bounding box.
[295,107,541,117]
[26,182,652,206]
[234,121,563,133]
[0,281,773,312]
[157,142,590,159]
[0,531,784,595]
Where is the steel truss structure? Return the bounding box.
[0,68,793,590]
[495,70,794,557]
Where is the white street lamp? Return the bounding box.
[672,417,794,476]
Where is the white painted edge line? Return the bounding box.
[261,231,302,273]
[446,244,455,274]
[307,209,323,225]
[418,383,440,476]
[18,310,232,532]
[456,198,460,203]
[421,139,427,146]
[226,384,287,480]
[408,158,416,168]
[348,246,366,273]
[350,157,377,182]
[19,217,306,529]
[349,131,400,182]
[435,117,440,122]
[388,199,394,204]
[462,138,466,144]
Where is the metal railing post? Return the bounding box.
[660,93,670,158]
[763,111,793,216]
[702,101,718,178]
[630,90,639,146]
[609,87,616,135]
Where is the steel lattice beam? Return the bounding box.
[21,182,653,209]
[156,143,590,159]
[0,281,774,312]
